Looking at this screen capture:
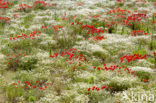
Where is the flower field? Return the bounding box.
[0,0,156,103]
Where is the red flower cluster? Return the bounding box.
[131,30,147,36]
[34,0,47,7]
[52,25,63,31]
[93,64,119,71]
[0,17,10,22]
[120,53,147,63]
[50,48,88,65]
[17,0,48,11]
[71,21,107,36]
[153,52,156,56]
[127,13,146,22]
[19,4,33,9]
[122,13,147,25]
[9,30,41,40]
[93,64,136,76]
[107,8,131,15]
[12,80,53,91]
[41,26,47,29]
[7,52,26,64]
[136,1,146,3]
[92,36,105,41]
[88,85,109,92]
[0,0,12,8]
[142,79,148,82]
[82,25,106,35]
[91,14,101,18]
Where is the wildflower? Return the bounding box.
[25,81,28,83]
[32,86,36,88]
[97,67,101,70]
[96,87,99,91]
[14,60,18,63]
[92,86,95,90]
[54,53,58,57]
[13,83,17,85]
[143,79,148,82]
[101,86,105,89]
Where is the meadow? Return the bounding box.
[0,0,156,103]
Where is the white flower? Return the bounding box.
[130,66,154,73]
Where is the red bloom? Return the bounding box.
[49,55,55,58]
[101,86,105,89]
[32,86,36,88]
[54,53,58,57]
[97,67,100,70]
[13,83,17,85]
[96,87,99,91]
[143,79,148,82]
[92,86,95,90]
[103,64,106,66]
[93,66,96,69]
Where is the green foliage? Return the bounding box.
[18,58,38,71]
[115,2,124,7]
[25,89,43,102]
[148,39,156,50]
[108,26,117,34]
[2,38,41,55]
[57,38,76,50]
[34,4,47,10]
[28,96,36,102]
[135,71,151,81]
[88,76,94,84]
[91,59,102,67]
[92,51,107,62]
[132,48,146,56]
[3,85,25,102]
[108,80,130,93]
[23,14,35,25]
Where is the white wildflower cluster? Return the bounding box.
[77,71,95,79]
[135,59,154,67]
[130,66,154,73]
[111,76,138,84]
[74,94,89,103]
[39,93,60,103]
[36,51,49,59]
[0,53,5,60]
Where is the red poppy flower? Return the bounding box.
[143,79,148,82]
[13,83,17,85]
[32,85,36,88]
